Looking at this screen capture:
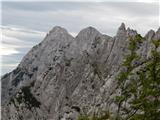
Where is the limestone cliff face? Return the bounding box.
[1,23,160,120]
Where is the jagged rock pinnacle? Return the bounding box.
[127,27,137,36]
[49,26,68,34]
[156,27,160,34]
[116,23,126,35]
[119,22,126,31]
[145,29,155,40]
[77,26,100,36]
[154,27,160,40]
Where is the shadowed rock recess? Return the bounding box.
[1,23,160,120]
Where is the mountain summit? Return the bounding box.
[1,23,160,120]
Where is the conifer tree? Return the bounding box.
[128,39,160,120]
[114,34,143,120]
[115,36,160,120]
[77,37,160,120]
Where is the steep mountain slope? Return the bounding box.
[1,23,160,120]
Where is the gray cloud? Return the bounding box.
[0,26,45,76]
[1,0,159,2]
[2,2,159,35]
[2,2,90,11]
[2,2,158,17]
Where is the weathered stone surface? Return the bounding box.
[1,23,160,120]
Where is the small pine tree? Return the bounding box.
[114,34,143,119]
[76,37,160,120]
[115,36,160,119]
[128,39,160,120]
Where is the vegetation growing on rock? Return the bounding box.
[10,84,41,110]
[78,36,160,120]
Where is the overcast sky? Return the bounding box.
[0,1,159,76]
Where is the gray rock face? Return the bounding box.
[1,24,160,120]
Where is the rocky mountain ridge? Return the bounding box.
[1,23,160,120]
